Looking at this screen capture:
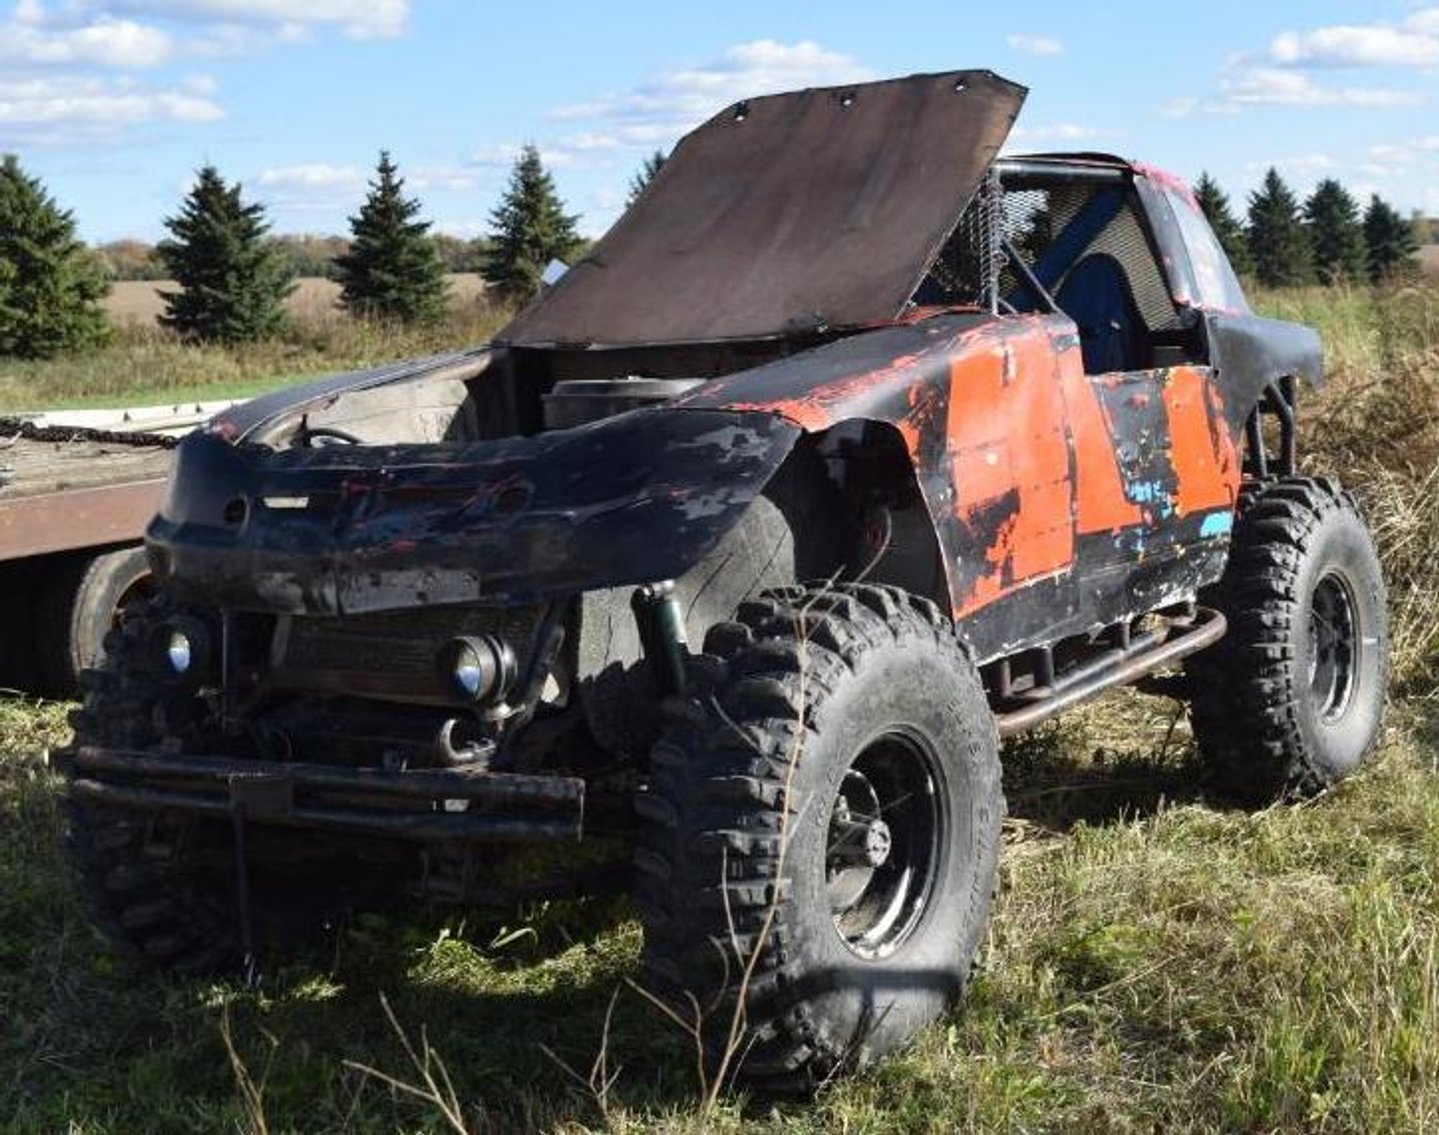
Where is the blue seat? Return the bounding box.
[1054,254,1148,374]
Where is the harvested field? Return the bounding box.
[104,274,488,325]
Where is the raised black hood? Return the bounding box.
[497,69,1026,348]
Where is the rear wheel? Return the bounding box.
[635,583,1003,1092]
[1189,477,1388,802]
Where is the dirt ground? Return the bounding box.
[104,275,487,324]
[1422,245,1439,277]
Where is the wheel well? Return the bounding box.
[765,420,948,611]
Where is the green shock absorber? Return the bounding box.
[631,581,689,697]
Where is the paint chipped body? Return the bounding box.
[111,73,1327,853]
[148,141,1315,672]
[675,310,1243,661]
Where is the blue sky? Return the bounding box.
[5,1,1438,243]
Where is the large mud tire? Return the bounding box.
[1189,476,1388,803]
[634,583,1003,1093]
[61,599,399,974]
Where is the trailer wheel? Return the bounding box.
[38,544,155,697]
[1189,477,1388,802]
[635,583,1003,1092]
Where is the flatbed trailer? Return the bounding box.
[0,419,176,695]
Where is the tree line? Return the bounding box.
[0,144,1428,361]
[0,145,590,357]
[1194,168,1421,288]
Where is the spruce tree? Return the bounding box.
[627,149,667,206]
[1193,171,1253,278]
[156,165,292,342]
[335,151,448,323]
[1304,179,1367,285]
[1363,193,1420,284]
[1246,168,1314,287]
[484,145,583,304]
[0,154,109,358]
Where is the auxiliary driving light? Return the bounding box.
[166,630,193,675]
[438,634,517,705]
[152,616,211,683]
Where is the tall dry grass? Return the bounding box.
[1257,283,1439,691]
[0,299,511,412]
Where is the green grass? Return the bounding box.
[29,375,300,412]
[0,303,510,414]
[5,695,1439,1133]
[2,284,1438,1131]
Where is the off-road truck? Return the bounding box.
[57,70,1389,1089]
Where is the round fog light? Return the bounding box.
[438,634,517,705]
[453,641,484,697]
[166,630,193,675]
[152,616,210,682]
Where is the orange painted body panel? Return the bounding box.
[944,327,1074,614]
[686,310,1244,653]
[1060,358,1144,534]
[1162,366,1240,517]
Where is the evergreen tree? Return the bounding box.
[627,149,668,206]
[335,152,448,323]
[484,146,583,304]
[0,154,109,358]
[1304,179,1367,285]
[1363,193,1420,284]
[156,165,292,342]
[1246,168,1314,287]
[1193,171,1253,277]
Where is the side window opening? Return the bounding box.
[914,171,1206,375]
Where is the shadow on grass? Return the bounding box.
[999,693,1211,832]
[6,886,707,1133]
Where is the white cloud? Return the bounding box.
[470,142,583,170]
[258,163,363,189]
[409,166,483,192]
[1365,136,1439,171]
[1244,153,1337,177]
[1166,67,1422,115]
[103,0,408,39]
[548,39,872,150]
[0,10,173,68]
[432,218,488,239]
[1270,10,1439,68]
[0,73,222,144]
[259,161,484,197]
[1006,33,1063,57]
[1009,122,1103,143]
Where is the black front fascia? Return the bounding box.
[149,407,800,615]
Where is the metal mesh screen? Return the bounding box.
[917,179,1179,332]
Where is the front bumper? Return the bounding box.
[61,746,584,843]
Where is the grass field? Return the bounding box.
[0,299,508,413]
[2,284,1439,1132]
[103,276,488,327]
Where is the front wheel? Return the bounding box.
[634,583,1003,1092]
[1189,476,1388,802]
